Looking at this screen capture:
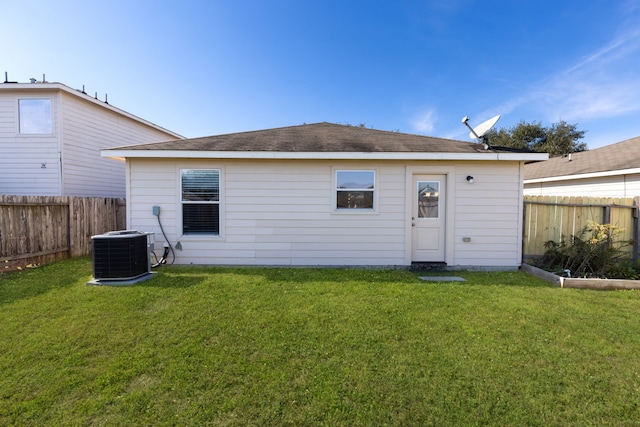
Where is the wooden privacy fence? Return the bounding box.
[0,195,125,272]
[523,195,640,261]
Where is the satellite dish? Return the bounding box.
[461,114,501,149]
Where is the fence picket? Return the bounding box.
[523,195,638,262]
[0,195,125,272]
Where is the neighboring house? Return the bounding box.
[102,122,547,268]
[524,136,640,197]
[0,79,182,197]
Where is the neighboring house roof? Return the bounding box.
[525,136,640,182]
[103,122,548,162]
[0,81,183,139]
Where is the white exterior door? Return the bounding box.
[411,175,446,262]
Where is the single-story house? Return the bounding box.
[524,136,640,197]
[102,122,547,268]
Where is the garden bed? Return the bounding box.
[521,263,640,290]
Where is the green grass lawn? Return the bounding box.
[1,258,640,426]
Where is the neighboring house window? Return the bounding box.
[19,98,52,134]
[181,169,220,235]
[336,170,375,209]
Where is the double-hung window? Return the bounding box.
[336,170,375,209]
[18,98,52,134]
[181,169,220,235]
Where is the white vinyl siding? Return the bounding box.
[222,162,402,265]
[59,91,177,197]
[128,159,524,268]
[0,84,179,197]
[452,162,522,267]
[18,98,52,134]
[0,91,61,195]
[524,174,640,197]
[128,160,405,265]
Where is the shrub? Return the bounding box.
[538,222,637,279]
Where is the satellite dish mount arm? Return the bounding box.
[460,115,501,149]
[461,116,481,139]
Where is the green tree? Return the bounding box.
[485,120,587,156]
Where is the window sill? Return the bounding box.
[331,209,379,215]
[16,133,55,137]
[179,234,224,240]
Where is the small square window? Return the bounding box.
[336,170,375,209]
[19,98,52,134]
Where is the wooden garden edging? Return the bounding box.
[0,195,125,272]
[521,263,640,290]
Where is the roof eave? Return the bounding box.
[1,82,184,139]
[101,149,549,162]
[525,167,640,184]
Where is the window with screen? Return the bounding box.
[181,169,220,235]
[336,170,375,209]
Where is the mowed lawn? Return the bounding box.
[1,258,640,426]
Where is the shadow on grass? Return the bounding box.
[137,271,211,289]
[0,258,554,308]
[157,264,424,285]
[0,257,92,306]
[0,258,209,305]
[153,265,553,289]
[133,264,555,289]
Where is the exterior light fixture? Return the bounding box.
[466,175,474,184]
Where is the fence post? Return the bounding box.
[634,197,640,262]
[522,199,527,264]
[66,196,72,258]
[603,204,611,225]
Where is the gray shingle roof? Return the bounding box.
[524,136,640,180]
[112,122,496,154]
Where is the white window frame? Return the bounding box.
[332,168,378,214]
[17,97,53,135]
[180,168,222,236]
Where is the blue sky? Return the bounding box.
[3,0,640,148]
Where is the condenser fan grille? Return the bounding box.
[91,231,151,281]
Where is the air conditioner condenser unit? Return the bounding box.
[88,230,154,285]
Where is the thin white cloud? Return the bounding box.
[489,27,640,124]
[412,109,437,133]
[544,77,640,121]
[621,0,640,16]
[561,30,639,76]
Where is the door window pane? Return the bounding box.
[417,181,439,218]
